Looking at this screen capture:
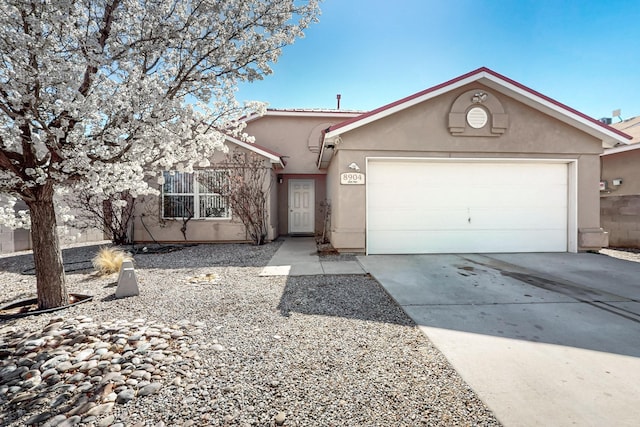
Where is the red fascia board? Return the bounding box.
[327,67,632,141]
[326,68,487,133]
[251,142,285,159]
[222,132,285,160]
[481,68,632,141]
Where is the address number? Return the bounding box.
[340,172,365,185]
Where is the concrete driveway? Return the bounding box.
[358,252,640,427]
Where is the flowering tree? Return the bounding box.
[222,151,273,246]
[0,0,319,309]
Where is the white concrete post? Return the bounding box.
[115,260,139,298]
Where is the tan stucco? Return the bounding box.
[601,149,640,197]
[324,84,606,252]
[133,145,278,244]
[245,114,358,174]
[245,112,357,235]
[600,148,640,247]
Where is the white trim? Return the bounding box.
[601,142,640,156]
[325,75,479,139]
[267,110,362,118]
[224,135,284,167]
[244,110,362,123]
[567,161,578,253]
[161,170,231,220]
[365,156,578,254]
[477,73,628,148]
[325,71,629,148]
[288,179,315,234]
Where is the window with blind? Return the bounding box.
[162,170,230,219]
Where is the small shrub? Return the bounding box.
[92,247,132,275]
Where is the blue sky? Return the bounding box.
[237,0,639,121]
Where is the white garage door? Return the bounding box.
[367,160,568,254]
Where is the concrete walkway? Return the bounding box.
[260,237,366,276]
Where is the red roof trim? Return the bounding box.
[480,68,632,140]
[250,141,285,159]
[223,134,285,161]
[327,67,632,141]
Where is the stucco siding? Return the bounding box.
[133,145,278,244]
[339,83,602,156]
[601,149,640,248]
[245,115,349,174]
[601,150,640,197]
[325,85,605,253]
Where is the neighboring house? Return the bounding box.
[134,67,631,254]
[600,116,640,248]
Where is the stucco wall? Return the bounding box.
[325,83,605,252]
[601,150,640,197]
[600,149,640,247]
[0,226,31,254]
[245,114,356,174]
[132,146,278,244]
[246,113,356,236]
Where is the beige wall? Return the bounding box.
[601,150,640,197]
[245,113,357,174]
[246,113,355,236]
[600,149,640,247]
[325,83,605,252]
[0,196,105,255]
[133,145,278,244]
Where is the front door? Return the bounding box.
[288,179,315,234]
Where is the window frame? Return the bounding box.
[161,169,231,220]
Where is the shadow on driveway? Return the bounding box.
[359,252,640,358]
[278,274,413,326]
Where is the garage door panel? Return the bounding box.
[369,207,470,229]
[369,208,566,231]
[369,229,567,254]
[464,188,566,208]
[468,207,567,229]
[367,160,568,254]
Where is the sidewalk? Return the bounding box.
[260,237,366,276]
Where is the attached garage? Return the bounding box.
[317,68,632,254]
[366,159,576,254]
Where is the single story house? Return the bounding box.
[134,67,632,254]
[600,115,640,248]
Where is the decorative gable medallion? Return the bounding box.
[448,89,508,137]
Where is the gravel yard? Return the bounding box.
[0,242,500,426]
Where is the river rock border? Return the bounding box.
[0,315,208,426]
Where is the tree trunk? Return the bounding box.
[26,183,68,309]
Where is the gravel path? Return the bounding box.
[599,247,640,263]
[0,242,501,426]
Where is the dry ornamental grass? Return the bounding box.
[91,247,133,275]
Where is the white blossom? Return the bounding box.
[0,0,319,226]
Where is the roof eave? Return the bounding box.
[322,67,632,149]
[225,135,285,168]
[601,142,640,156]
[476,73,631,148]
